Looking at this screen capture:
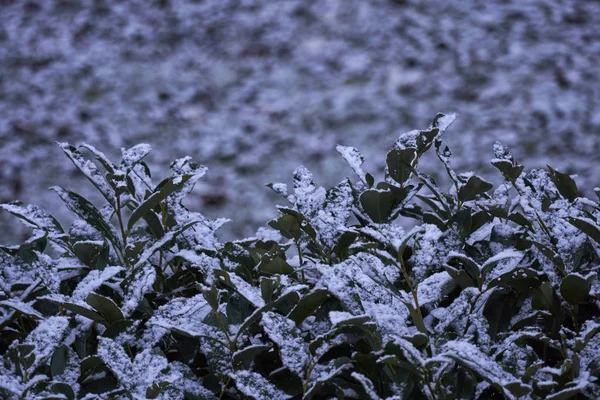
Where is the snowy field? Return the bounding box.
[1,0,599,241]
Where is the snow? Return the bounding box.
[230,370,292,400]
[336,145,367,183]
[260,311,309,377]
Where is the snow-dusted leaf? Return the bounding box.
[71,266,123,302]
[127,175,193,232]
[230,370,291,400]
[336,145,367,183]
[22,316,71,376]
[121,143,151,168]
[440,340,530,399]
[260,311,310,377]
[133,219,202,269]
[0,201,64,235]
[121,264,156,318]
[57,142,116,205]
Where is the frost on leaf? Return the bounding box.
[121,143,151,168]
[98,337,186,398]
[260,311,309,377]
[441,340,529,399]
[292,166,326,217]
[121,264,156,318]
[416,271,454,309]
[230,370,292,400]
[146,294,213,345]
[22,316,70,375]
[313,179,354,251]
[336,145,367,183]
[57,142,115,204]
[318,255,410,342]
[0,201,64,235]
[229,272,266,308]
[71,266,123,302]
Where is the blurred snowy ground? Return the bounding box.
[1,0,599,242]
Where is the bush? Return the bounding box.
[0,114,599,399]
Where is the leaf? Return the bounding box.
[44,298,108,325]
[268,214,302,240]
[103,320,134,339]
[446,253,480,286]
[483,289,516,340]
[50,344,69,378]
[51,383,75,400]
[360,189,394,223]
[336,145,367,183]
[548,166,579,202]
[386,148,416,185]
[258,256,295,276]
[85,293,124,324]
[127,175,192,231]
[532,281,561,317]
[0,201,64,234]
[458,175,493,202]
[486,268,541,292]
[230,370,292,400]
[560,274,591,305]
[288,288,329,324]
[232,344,272,367]
[491,159,524,181]
[57,142,115,205]
[50,186,119,248]
[444,264,476,289]
[133,219,201,269]
[567,217,600,246]
[73,240,109,269]
[448,209,472,239]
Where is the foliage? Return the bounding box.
[1,115,599,399]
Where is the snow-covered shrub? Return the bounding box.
[0,114,599,399]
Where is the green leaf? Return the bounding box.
[50,300,108,326]
[448,209,472,239]
[268,214,302,240]
[0,201,64,234]
[486,268,541,292]
[458,176,493,202]
[386,148,416,185]
[80,356,104,376]
[567,217,600,246]
[483,289,516,340]
[102,320,134,339]
[232,344,272,367]
[491,159,524,181]
[146,381,171,399]
[446,253,480,287]
[560,274,591,305]
[532,282,561,317]
[50,345,68,378]
[51,383,75,400]
[258,256,294,276]
[57,142,115,205]
[288,289,329,324]
[73,240,109,269]
[85,293,124,324]
[127,175,192,231]
[444,264,476,289]
[360,189,394,223]
[50,186,119,248]
[548,166,579,202]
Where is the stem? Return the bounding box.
[219,377,231,400]
[296,240,305,283]
[115,194,130,268]
[397,253,422,320]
